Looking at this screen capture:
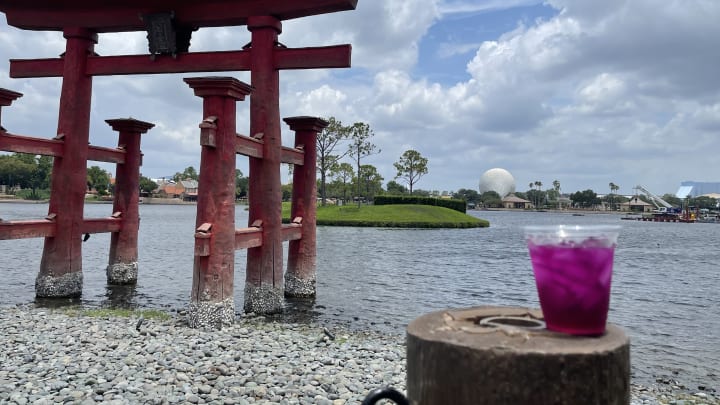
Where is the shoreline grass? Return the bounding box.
[284,203,489,228]
[60,307,172,321]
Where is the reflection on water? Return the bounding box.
[1,203,719,388]
[33,297,83,309]
[103,285,139,309]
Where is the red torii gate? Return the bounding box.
[0,0,356,327]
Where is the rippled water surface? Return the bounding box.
[2,203,719,388]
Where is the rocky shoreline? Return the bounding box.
[0,306,717,405]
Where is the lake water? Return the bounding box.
[1,202,719,389]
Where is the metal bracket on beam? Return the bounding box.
[292,216,303,224]
[251,219,263,228]
[111,211,122,218]
[45,213,57,220]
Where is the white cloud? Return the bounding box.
[1,0,719,195]
[439,0,543,15]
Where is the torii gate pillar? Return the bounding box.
[37,28,97,297]
[105,118,155,285]
[186,77,253,328]
[245,16,284,314]
[284,116,328,297]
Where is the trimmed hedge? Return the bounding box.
[374,195,467,213]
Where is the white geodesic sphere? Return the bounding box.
[479,168,516,197]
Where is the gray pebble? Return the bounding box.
[0,306,716,405]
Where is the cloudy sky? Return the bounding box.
[1,0,718,197]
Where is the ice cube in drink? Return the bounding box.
[525,225,620,336]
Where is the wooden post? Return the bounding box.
[245,16,284,314]
[406,306,630,405]
[37,28,97,298]
[284,116,327,297]
[185,77,253,328]
[105,118,154,285]
[0,88,23,132]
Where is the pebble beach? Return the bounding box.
[0,306,717,405]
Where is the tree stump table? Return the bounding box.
[406,306,630,405]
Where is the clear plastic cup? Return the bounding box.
[524,225,621,336]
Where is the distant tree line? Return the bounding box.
[4,148,716,211]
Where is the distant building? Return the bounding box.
[620,196,653,212]
[155,179,183,198]
[502,194,532,209]
[675,181,720,198]
[180,180,199,201]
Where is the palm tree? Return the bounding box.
[609,182,619,210]
[534,181,543,208]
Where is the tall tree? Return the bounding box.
[87,165,111,196]
[533,181,543,207]
[236,169,249,199]
[385,180,408,195]
[0,154,33,190]
[329,162,354,204]
[173,166,198,182]
[454,188,480,204]
[355,164,384,202]
[393,149,428,194]
[347,122,380,207]
[608,182,619,210]
[570,189,600,209]
[479,190,502,208]
[139,175,158,195]
[317,117,350,206]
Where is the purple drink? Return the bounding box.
[525,225,620,336]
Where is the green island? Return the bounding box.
[283,203,489,228]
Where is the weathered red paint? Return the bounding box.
[106,118,154,283]
[0,131,125,163]
[235,134,264,158]
[284,117,328,297]
[10,45,351,78]
[0,220,56,240]
[0,87,22,106]
[38,28,96,297]
[80,217,122,234]
[0,87,22,129]
[235,227,263,249]
[246,16,285,312]
[281,223,303,241]
[0,0,358,32]
[281,146,304,166]
[0,132,63,156]
[185,77,252,306]
[0,217,123,241]
[87,144,126,164]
